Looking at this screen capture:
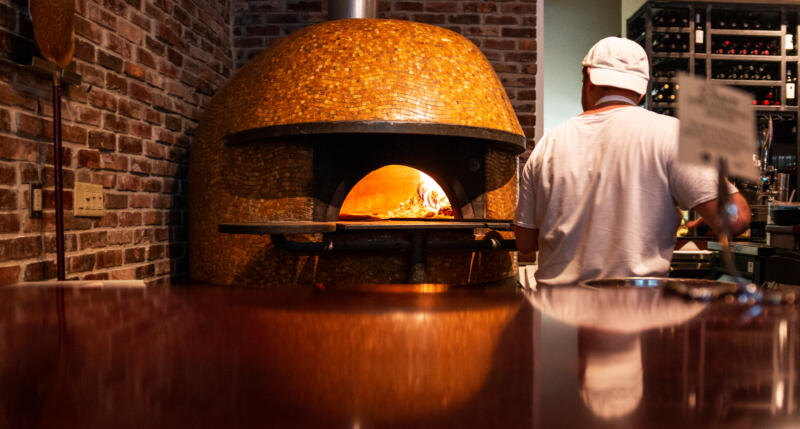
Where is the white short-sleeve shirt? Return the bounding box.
[514,106,736,286]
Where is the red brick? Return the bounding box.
[145,109,161,125]
[144,141,165,159]
[103,113,129,133]
[485,16,518,25]
[101,153,128,171]
[74,38,96,62]
[486,39,515,50]
[0,136,39,162]
[129,194,151,208]
[78,231,107,250]
[118,99,144,120]
[107,229,132,244]
[77,150,101,168]
[500,3,535,14]
[66,84,90,104]
[106,72,128,94]
[153,195,171,209]
[117,19,143,44]
[76,17,103,43]
[0,189,15,210]
[0,82,37,110]
[119,136,143,154]
[16,113,47,139]
[42,189,73,210]
[154,227,169,241]
[96,212,119,227]
[76,105,103,126]
[89,130,116,151]
[142,178,161,193]
[519,39,537,51]
[125,62,146,81]
[0,236,42,261]
[463,3,496,12]
[118,174,141,191]
[147,243,165,260]
[0,164,15,185]
[105,193,127,209]
[130,158,151,174]
[88,3,117,29]
[69,253,96,273]
[131,12,151,31]
[130,122,152,139]
[502,28,534,38]
[111,268,138,280]
[20,164,39,183]
[0,213,19,233]
[119,211,142,226]
[89,89,118,112]
[0,108,9,132]
[24,260,57,281]
[106,33,133,59]
[77,63,105,87]
[62,124,88,145]
[97,50,124,72]
[45,232,79,252]
[124,246,146,263]
[0,265,19,285]
[129,81,152,103]
[83,272,110,280]
[137,47,157,69]
[95,249,123,268]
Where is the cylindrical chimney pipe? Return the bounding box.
[329,0,376,20]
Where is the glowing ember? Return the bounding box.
[386,172,453,219]
[418,172,449,212]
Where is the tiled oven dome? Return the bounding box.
[214,18,525,148]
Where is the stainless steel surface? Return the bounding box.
[328,0,376,19]
[778,172,791,201]
[582,277,737,291]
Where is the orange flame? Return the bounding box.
[418,172,449,212]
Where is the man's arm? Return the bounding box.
[691,192,751,237]
[515,226,539,262]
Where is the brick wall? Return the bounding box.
[233,0,537,147]
[0,0,233,286]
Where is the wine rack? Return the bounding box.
[628,1,799,189]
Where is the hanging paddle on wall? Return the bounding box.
[29,0,75,281]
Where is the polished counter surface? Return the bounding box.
[1,282,798,428]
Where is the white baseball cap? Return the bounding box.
[582,37,649,95]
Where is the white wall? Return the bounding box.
[542,0,621,135]
[621,0,647,36]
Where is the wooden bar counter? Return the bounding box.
[0,282,797,428]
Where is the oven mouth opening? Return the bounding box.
[339,165,455,221]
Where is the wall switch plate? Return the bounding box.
[74,182,104,217]
[30,183,42,218]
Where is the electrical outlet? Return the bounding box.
[74,182,104,217]
[30,183,42,218]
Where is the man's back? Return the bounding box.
[515,106,721,285]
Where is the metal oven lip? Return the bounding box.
[223,120,527,154]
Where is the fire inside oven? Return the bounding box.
[339,165,454,220]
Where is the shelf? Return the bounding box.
[653,52,692,58]
[653,26,691,33]
[751,105,791,111]
[709,54,783,61]
[708,29,783,36]
[712,79,783,86]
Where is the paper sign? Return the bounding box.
[677,73,758,181]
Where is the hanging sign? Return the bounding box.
[677,73,758,181]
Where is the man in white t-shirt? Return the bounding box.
[514,37,751,286]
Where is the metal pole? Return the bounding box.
[53,73,65,281]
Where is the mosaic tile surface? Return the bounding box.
[218,18,523,136]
